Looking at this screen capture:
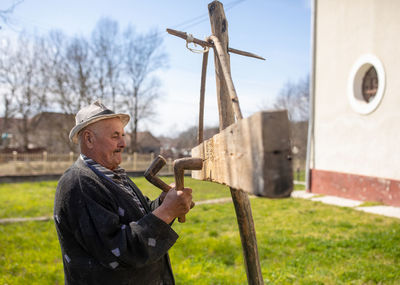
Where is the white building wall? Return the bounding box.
[314,0,400,180]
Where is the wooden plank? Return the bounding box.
[192,110,293,198]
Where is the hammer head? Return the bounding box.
[144,155,171,192]
[173,157,203,190]
[173,157,203,171]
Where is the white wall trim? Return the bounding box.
[347,54,386,115]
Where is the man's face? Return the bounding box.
[87,118,126,170]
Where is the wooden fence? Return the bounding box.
[0,152,173,176]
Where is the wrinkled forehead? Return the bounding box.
[89,117,125,134]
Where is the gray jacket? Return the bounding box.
[54,158,178,284]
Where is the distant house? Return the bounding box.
[2,112,162,155]
[290,121,308,171]
[307,0,400,206]
[29,112,76,153]
[126,131,161,155]
[1,112,76,153]
[0,117,23,150]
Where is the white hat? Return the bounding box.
[69,101,130,144]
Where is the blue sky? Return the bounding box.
[1,0,311,136]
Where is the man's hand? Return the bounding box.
[153,187,193,224]
[158,182,175,203]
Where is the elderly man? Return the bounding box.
[54,101,192,285]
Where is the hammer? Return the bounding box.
[144,155,202,223]
[173,157,203,222]
[144,155,171,192]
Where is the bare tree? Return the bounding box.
[1,34,48,150]
[271,75,310,170]
[273,75,309,121]
[0,17,168,153]
[43,33,95,115]
[42,21,167,154]
[0,10,17,146]
[42,31,70,112]
[121,27,167,153]
[175,126,197,151]
[0,0,23,29]
[0,39,17,143]
[91,18,122,110]
[36,31,78,151]
[171,125,219,157]
[295,75,310,121]
[64,36,95,113]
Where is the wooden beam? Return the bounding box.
[192,110,293,197]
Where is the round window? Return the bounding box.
[362,66,378,102]
[347,54,385,114]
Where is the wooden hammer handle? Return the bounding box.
[145,155,195,222]
[173,157,203,223]
[174,168,187,223]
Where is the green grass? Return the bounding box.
[0,177,231,219]
[294,183,305,191]
[358,201,385,207]
[133,176,233,201]
[0,221,63,284]
[171,198,400,284]
[0,181,58,218]
[293,169,306,181]
[1,178,400,284]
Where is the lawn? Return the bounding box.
[0,178,399,284]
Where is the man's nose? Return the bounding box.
[119,136,126,148]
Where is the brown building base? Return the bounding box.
[310,169,400,207]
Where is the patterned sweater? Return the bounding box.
[54,157,178,285]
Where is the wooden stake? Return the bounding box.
[198,49,209,144]
[208,2,235,131]
[208,1,264,284]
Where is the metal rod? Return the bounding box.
[166,28,266,61]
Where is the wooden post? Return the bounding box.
[208,1,235,131]
[13,150,17,174]
[208,1,264,284]
[133,152,137,171]
[43,151,48,173]
[167,157,172,174]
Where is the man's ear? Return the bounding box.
[83,130,94,148]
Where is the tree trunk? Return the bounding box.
[130,86,139,153]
